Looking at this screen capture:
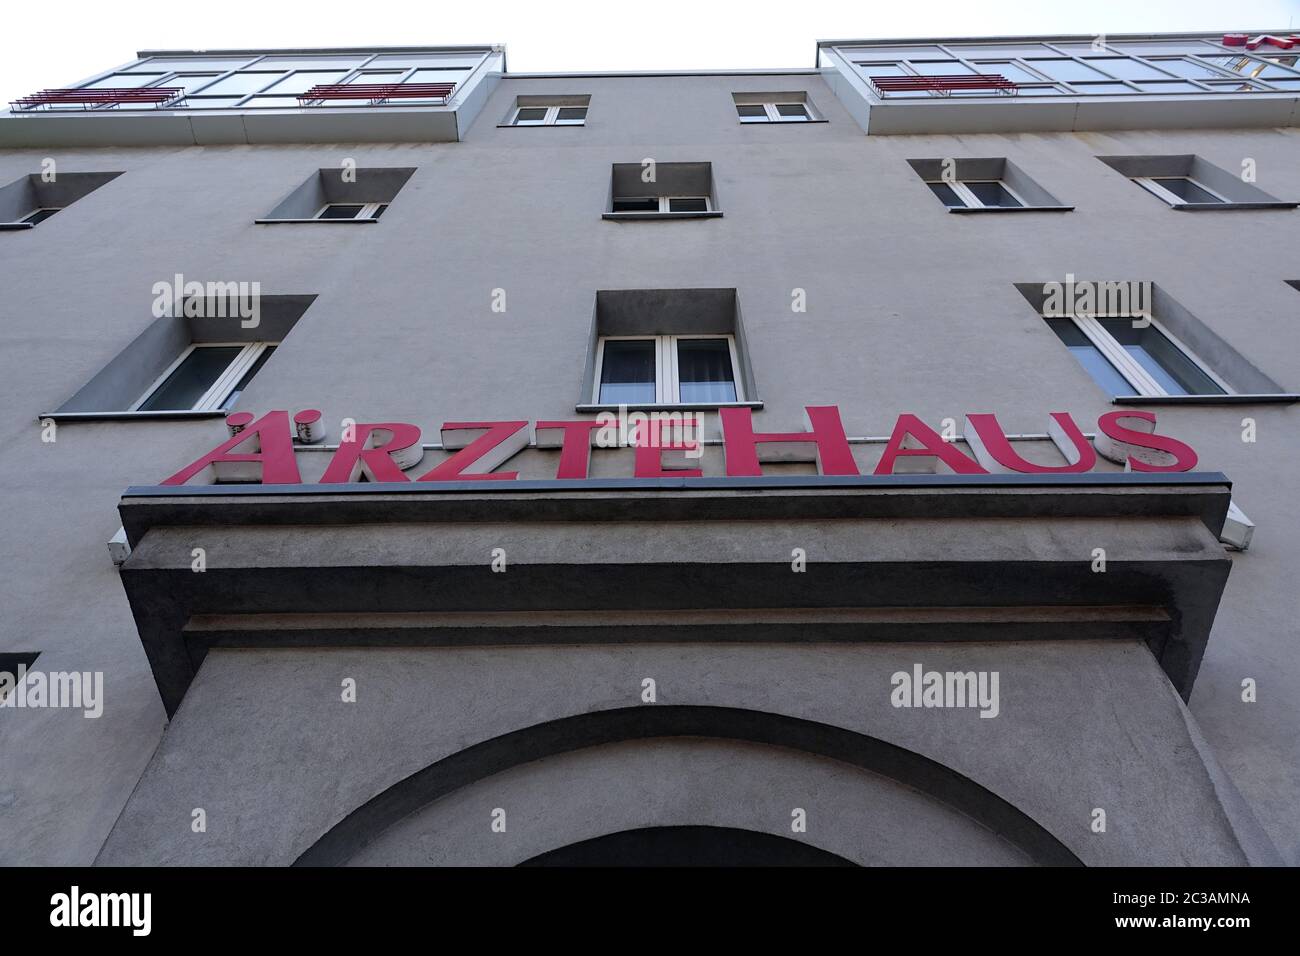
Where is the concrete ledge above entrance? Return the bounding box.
[116,474,1234,715]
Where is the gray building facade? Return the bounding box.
[0,32,1297,866]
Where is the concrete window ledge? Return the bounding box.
[254,218,380,224]
[1170,202,1298,211]
[38,410,229,423]
[948,205,1075,214]
[602,211,724,221]
[1113,393,1300,405]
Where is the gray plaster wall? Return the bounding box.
[0,70,1298,864]
[98,642,1258,866]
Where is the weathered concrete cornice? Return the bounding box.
[117,474,1234,715]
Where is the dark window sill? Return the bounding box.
[0,222,36,231]
[1112,394,1299,405]
[948,205,1074,213]
[253,218,381,224]
[1169,202,1298,211]
[496,123,586,128]
[738,118,829,125]
[603,211,723,221]
[576,400,762,413]
[38,410,230,423]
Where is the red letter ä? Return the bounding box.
[161,411,302,485]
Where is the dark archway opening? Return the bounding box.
[519,826,857,867]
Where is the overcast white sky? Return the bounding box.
[3,0,1298,100]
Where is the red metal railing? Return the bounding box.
[297,82,456,105]
[11,87,186,111]
[869,74,1018,96]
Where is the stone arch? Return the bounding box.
[294,705,1082,866]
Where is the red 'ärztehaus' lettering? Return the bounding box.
[159,406,1201,485]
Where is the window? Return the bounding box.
[259,167,414,223]
[163,73,222,93]
[667,197,709,212]
[737,101,812,122]
[611,196,712,214]
[199,72,286,96]
[260,71,348,95]
[1098,155,1296,210]
[611,197,659,213]
[841,42,1300,97]
[0,171,122,228]
[347,70,405,83]
[1133,176,1228,206]
[909,158,1068,212]
[510,104,587,125]
[595,336,739,405]
[512,106,547,125]
[179,98,243,110]
[909,60,976,76]
[21,207,61,224]
[926,179,1024,208]
[606,162,719,220]
[315,202,387,220]
[505,96,590,126]
[1202,80,1267,92]
[85,73,168,90]
[733,92,820,122]
[133,343,278,412]
[1044,315,1227,397]
[856,62,910,76]
[582,288,756,410]
[1069,83,1135,95]
[596,339,655,404]
[47,294,314,420]
[1132,80,1208,93]
[1079,57,1173,80]
[1020,58,1111,82]
[1146,57,1234,79]
[973,61,1051,83]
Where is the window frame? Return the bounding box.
[736,101,814,123]
[313,201,388,220]
[611,196,713,214]
[924,178,1028,209]
[1051,313,1233,397]
[130,341,276,412]
[509,104,587,126]
[20,207,62,224]
[1132,175,1230,206]
[593,333,743,406]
